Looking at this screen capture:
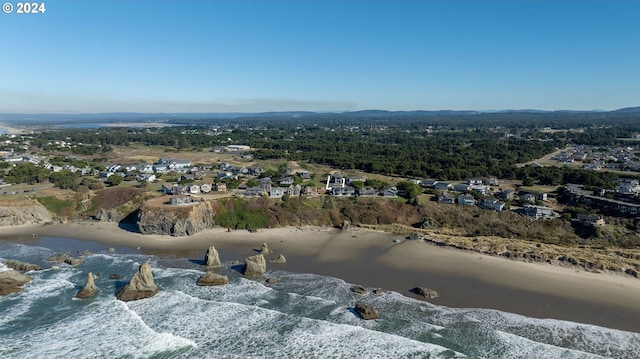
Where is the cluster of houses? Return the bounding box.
[565,181,640,217]
[552,145,640,172]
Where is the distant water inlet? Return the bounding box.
[1,240,639,359]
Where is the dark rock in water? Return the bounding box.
[407,232,421,240]
[372,288,385,295]
[47,253,71,262]
[412,287,439,299]
[341,219,350,230]
[95,208,122,222]
[269,254,286,264]
[242,254,266,277]
[354,302,379,320]
[204,245,221,267]
[260,243,272,254]
[47,253,84,267]
[76,272,98,299]
[0,269,32,295]
[351,285,367,294]
[3,259,41,272]
[109,274,122,280]
[64,257,85,267]
[116,263,159,301]
[196,272,228,286]
[265,277,277,285]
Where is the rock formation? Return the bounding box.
[0,270,32,295]
[95,208,122,222]
[407,232,421,240]
[412,287,439,299]
[47,253,84,267]
[3,259,41,272]
[242,254,266,277]
[109,274,121,280]
[116,263,159,301]
[266,277,277,285]
[137,200,215,236]
[76,272,98,298]
[0,202,52,226]
[341,219,350,230]
[260,243,272,254]
[354,302,379,320]
[196,271,229,286]
[204,245,221,267]
[269,254,286,264]
[351,285,367,294]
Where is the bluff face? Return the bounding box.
[0,201,52,226]
[136,199,215,236]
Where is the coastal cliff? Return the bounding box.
[0,201,52,226]
[136,198,215,236]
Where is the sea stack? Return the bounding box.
[116,263,159,301]
[260,243,272,254]
[204,245,221,267]
[242,254,266,277]
[76,272,97,299]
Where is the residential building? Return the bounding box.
[437,194,456,204]
[576,214,605,227]
[523,205,556,219]
[480,198,505,211]
[457,194,476,206]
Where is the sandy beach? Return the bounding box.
[2,220,640,333]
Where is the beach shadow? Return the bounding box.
[117,221,141,234]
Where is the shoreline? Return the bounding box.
[2,220,640,333]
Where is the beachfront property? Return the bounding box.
[438,193,456,204]
[523,204,556,219]
[480,198,505,211]
[457,194,476,206]
[326,173,346,190]
[576,213,605,227]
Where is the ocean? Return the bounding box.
[1,238,639,359]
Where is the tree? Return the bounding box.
[50,170,77,190]
[108,175,123,186]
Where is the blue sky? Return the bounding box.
[1,0,638,113]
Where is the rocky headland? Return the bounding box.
[136,197,215,236]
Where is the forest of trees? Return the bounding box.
[5,111,640,187]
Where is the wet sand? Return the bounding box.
[2,221,640,333]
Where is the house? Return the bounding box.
[617,179,640,194]
[467,178,483,185]
[244,187,266,197]
[332,186,355,197]
[485,178,500,186]
[523,204,556,219]
[421,180,438,188]
[577,213,605,227]
[358,187,377,197]
[438,194,456,204]
[226,145,251,151]
[347,176,367,185]
[470,185,490,195]
[285,184,302,196]
[457,194,476,206]
[279,177,295,185]
[138,174,156,183]
[496,190,516,200]
[170,195,193,205]
[520,193,537,203]
[214,183,227,193]
[302,186,319,197]
[200,183,212,193]
[326,173,346,190]
[161,183,175,194]
[480,198,505,211]
[269,187,285,198]
[453,183,470,192]
[379,187,398,198]
[297,170,312,180]
[434,182,452,191]
[188,185,201,194]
